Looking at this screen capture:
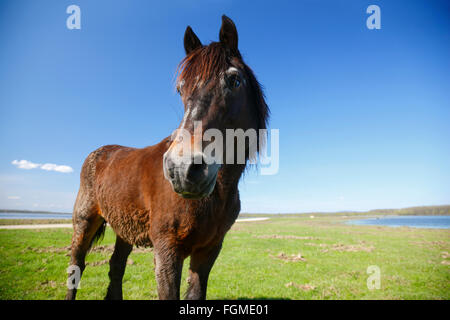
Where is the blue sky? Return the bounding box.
[0,0,449,213]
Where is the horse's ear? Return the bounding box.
[219,15,238,52]
[184,26,202,55]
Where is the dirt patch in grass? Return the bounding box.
[285,282,316,291]
[270,252,306,262]
[88,244,149,254]
[23,245,70,255]
[320,285,340,299]
[304,242,374,253]
[340,231,381,236]
[410,240,449,249]
[40,280,58,288]
[439,251,450,265]
[304,242,328,248]
[22,244,153,256]
[324,243,374,253]
[86,259,108,266]
[86,258,135,267]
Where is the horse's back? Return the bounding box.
[80,140,167,190]
[76,139,170,246]
[74,144,134,218]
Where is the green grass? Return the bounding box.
[0,216,449,300]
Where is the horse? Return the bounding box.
[65,15,269,300]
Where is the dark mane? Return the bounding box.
[176,42,269,132]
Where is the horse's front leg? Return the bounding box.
[185,243,223,300]
[153,242,184,300]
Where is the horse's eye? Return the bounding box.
[228,75,241,89]
[177,80,185,95]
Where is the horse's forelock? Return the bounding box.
[176,42,228,95]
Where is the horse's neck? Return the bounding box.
[216,164,246,193]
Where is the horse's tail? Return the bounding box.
[90,220,107,249]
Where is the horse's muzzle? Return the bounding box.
[163,151,221,199]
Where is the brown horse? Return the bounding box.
[65,15,269,300]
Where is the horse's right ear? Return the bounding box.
[184,26,202,55]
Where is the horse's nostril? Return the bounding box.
[164,155,177,180]
[192,162,207,172]
[165,157,172,168]
[186,157,208,183]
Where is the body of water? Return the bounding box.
[0,212,72,220]
[346,215,450,229]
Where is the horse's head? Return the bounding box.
[163,15,268,199]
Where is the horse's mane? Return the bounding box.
[176,42,269,133]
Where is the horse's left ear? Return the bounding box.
[219,15,238,53]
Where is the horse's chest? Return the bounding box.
[178,213,234,249]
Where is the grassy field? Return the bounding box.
[0,216,449,300]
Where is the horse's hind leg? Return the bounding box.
[105,235,133,300]
[65,201,105,300]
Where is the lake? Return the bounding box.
[0,212,72,220]
[346,215,450,229]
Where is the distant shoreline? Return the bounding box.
[240,204,450,217]
[1,204,449,217]
[0,209,71,215]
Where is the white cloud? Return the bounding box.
[12,160,40,170]
[40,163,73,173]
[12,159,73,173]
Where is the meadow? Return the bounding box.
[0,216,449,300]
